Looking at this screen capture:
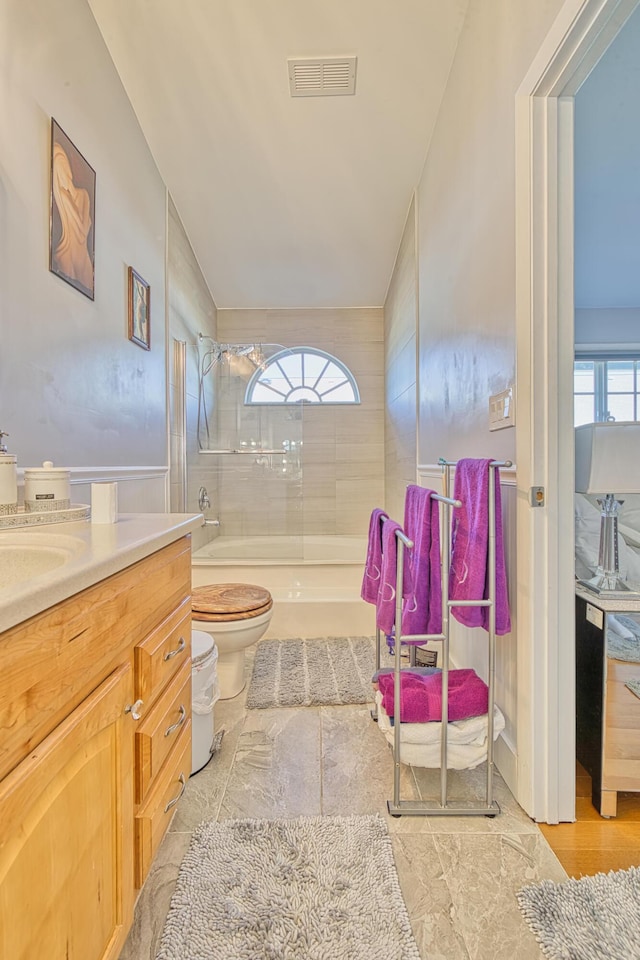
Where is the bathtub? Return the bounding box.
[191,535,374,639]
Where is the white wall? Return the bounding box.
[574,3,640,311]
[0,0,168,505]
[384,196,417,524]
[413,0,566,780]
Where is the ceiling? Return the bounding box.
[87,1,468,309]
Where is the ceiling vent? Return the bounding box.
[287,56,357,97]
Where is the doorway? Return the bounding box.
[515,0,640,823]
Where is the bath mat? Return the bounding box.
[517,865,640,960]
[156,814,420,960]
[246,635,376,709]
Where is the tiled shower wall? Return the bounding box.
[215,309,384,538]
[383,197,418,523]
[167,196,218,552]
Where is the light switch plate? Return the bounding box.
[489,385,515,431]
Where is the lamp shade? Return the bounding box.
[575,422,640,494]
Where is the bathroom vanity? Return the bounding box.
[0,513,201,960]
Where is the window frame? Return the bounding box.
[573,354,640,424]
[244,346,361,405]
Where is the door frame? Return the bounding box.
[515,0,640,822]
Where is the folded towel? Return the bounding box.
[401,485,442,638]
[375,519,412,636]
[361,507,389,603]
[449,459,511,635]
[377,668,489,723]
[372,666,441,683]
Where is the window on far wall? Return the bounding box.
[574,357,640,425]
[245,347,360,404]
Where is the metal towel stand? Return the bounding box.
[373,458,511,818]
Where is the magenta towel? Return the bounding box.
[401,485,442,638]
[378,668,489,723]
[361,508,389,604]
[375,519,412,636]
[449,459,511,635]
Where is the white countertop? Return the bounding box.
[0,513,203,634]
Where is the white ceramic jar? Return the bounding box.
[0,452,18,515]
[24,461,71,512]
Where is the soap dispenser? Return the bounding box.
[0,430,18,516]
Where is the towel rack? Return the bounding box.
[376,458,512,818]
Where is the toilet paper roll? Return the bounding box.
[91,482,118,524]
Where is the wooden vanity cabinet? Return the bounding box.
[0,535,192,960]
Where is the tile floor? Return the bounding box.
[120,651,567,960]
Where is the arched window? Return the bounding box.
[245,347,360,404]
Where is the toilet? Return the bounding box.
[191,583,273,699]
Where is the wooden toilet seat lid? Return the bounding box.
[192,583,272,618]
[192,598,273,622]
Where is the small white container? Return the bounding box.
[91,482,118,524]
[0,453,18,515]
[24,461,71,512]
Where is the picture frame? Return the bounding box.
[49,119,96,300]
[128,266,151,350]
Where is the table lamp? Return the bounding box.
[575,421,640,596]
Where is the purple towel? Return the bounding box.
[401,485,442,638]
[449,459,511,635]
[378,668,489,723]
[361,508,389,604]
[375,519,412,636]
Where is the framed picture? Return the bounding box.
[128,266,150,350]
[49,119,96,300]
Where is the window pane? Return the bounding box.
[302,353,329,380]
[276,354,303,387]
[287,387,318,402]
[320,382,356,402]
[574,361,594,392]
[250,382,285,403]
[607,361,634,393]
[574,395,594,426]
[606,394,635,422]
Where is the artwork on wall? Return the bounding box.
[49,119,96,300]
[128,266,150,350]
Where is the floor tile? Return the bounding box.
[433,832,566,960]
[119,831,191,960]
[218,705,322,819]
[169,689,246,832]
[392,833,471,960]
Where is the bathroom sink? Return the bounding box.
[0,532,86,589]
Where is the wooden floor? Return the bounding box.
[539,762,640,878]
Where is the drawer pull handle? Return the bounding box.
[164,704,187,738]
[125,699,144,721]
[164,773,187,813]
[163,637,186,662]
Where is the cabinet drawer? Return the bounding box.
[135,722,191,888]
[603,679,640,790]
[135,602,192,703]
[136,659,192,803]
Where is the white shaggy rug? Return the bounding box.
[246,636,376,709]
[517,865,640,959]
[156,814,420,960]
